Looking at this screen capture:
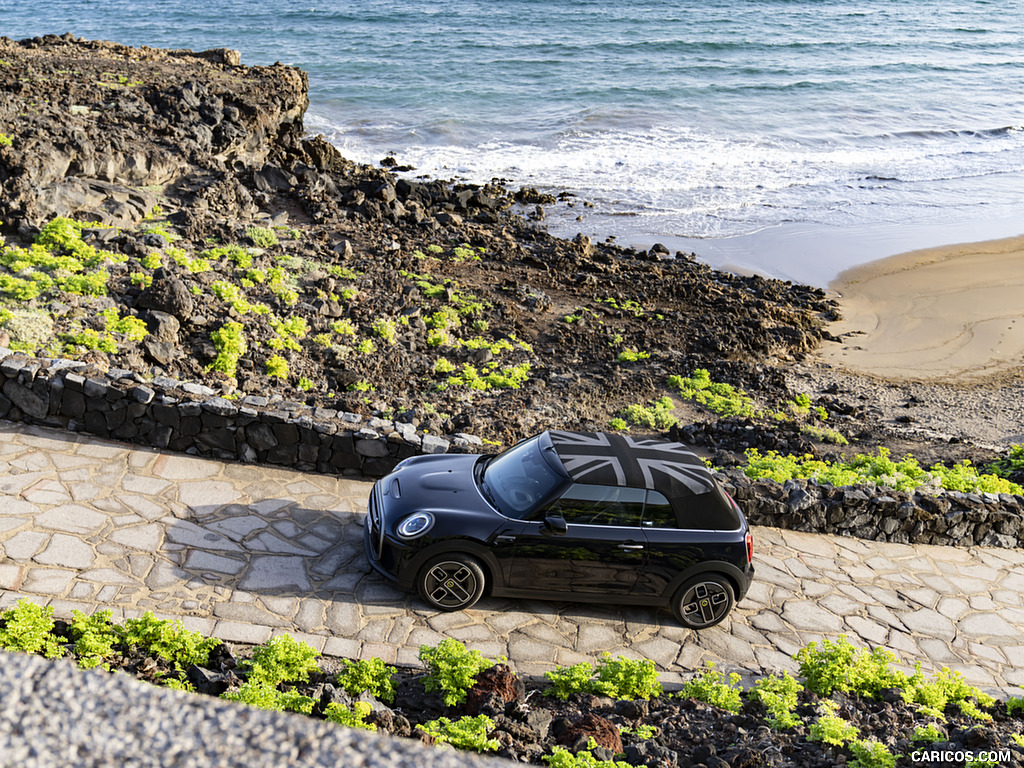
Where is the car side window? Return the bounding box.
[544,484,646,527]
[641,490,677,528]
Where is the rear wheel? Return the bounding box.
[416,554,486,611]
[671,574,735,629]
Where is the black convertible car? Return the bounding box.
[364,430,754,628]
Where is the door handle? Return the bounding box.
[618,543,644,551]
[495,535,517,544]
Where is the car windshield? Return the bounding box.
[479,436,567,518]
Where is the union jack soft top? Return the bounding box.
[546,430,717,499]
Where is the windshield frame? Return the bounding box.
[478,434,569,519]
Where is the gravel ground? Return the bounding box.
[0,650,509,768]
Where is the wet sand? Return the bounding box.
[819,234,1024,382]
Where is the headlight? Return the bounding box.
[396,512,434,539]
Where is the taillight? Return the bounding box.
[745,531,754,563]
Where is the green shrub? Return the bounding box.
[621,396,677,430]
[0,599,65,658]
[101,307,148,341]
[419,715,500,752]
[208,322,247,378]
[221,679,314,714]
[69,609,119,669]
[903,665,995,721]
[418,638,497,707]
[911,723,946,743]
[986,444,1024,479]
[544,662,597,700]
[617,349,650,363]
[848,738,896,768]
[325,701,375,730]
[679,663,742,713]
[807,702,858,746]
[335,657,396,703]
[120,611,219,670]
[796,635,907,698]
[246,226,279,248]
[265,354,289,379]
[372,318,398,345]
[248,634,321,686]
[671,369,759,418]
[542,746,631,768]
[749,671,803,729]
[1007,696,1024,716]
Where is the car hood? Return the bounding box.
[383,454,494,517]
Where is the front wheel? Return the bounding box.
[671,574,735,629]
[416,554,486,611]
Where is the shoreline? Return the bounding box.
[817,233,1024,383]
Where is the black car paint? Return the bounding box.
[364,436,753,616]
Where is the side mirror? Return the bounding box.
[543,514,568,536]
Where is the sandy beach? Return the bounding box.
[819,234,1024,382]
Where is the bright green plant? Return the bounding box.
[608,418,629,431]
[418,638,497,707]
[419,715,500,752]
[120,612,219,670]
[162,677,196,693]
[593,653,662,700]
[69,609,119,670]
[544,662,598,700]
[807,701,859,746]
[621,396,677,430]
[542,746,631,768]
[749,671,803,729]
[679,663,742,713]
[796,635,908,699]
[965,760,999,768]
[246,226,279,248]
[60,328,118,354]
[101,307,148,341]
[221,679,314,713]
[265,354,289,379]
[1012,734,1024,748]
[247,635,320,686]
[911,723,945,743]
[671,369,760,418]
[208,322,247,378]
[617,349,651,363]
[140,252,162,269]
[0,133,12,146]
[335,657,397,703]
[325,701,376,730]
[331,319,356,337]
[1007,696,1024,716]
[987,444,1024,479]
[0,599,65,658]
[298,376,314,391]
[848,738,896,768]
[372,318,398,345]
[620,724,659,740]
[903,665,994,721]
[355,338,375,354]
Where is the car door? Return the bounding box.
[505,483,648,596]
[634,489,744,598]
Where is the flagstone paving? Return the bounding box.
[2,419,1023,694]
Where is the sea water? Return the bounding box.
[2,0,1023,285]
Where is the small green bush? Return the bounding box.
[679,663,742,713]
[848,738,896,768]
[69,609,119,669]
[265,354,289,379]
[807,702,858,746]
[796,635,908,698]
[671,369,759,418]
[336,657,396,703]
[325,701,375,730]
[419,715,500,752]
[221,679,314,714]
[749,671,803,729]
[248,634,321,686]
[208,322,247,378]
[911,723,946,743]
[0,599,65,658]
[120,611,219,670]
[246,226,279,248]
[542,746,631,768]
[620,396,677,430]
[418,638,497,707]
[544,662,597,700]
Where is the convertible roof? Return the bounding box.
[546,430,717,499]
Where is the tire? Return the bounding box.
[671,573,735,629]
[416,554,486,611]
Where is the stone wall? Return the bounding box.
[3,346,1022,550]
[0,348,474,478]
[719,469,1024,550]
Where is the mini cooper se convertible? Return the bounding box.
[365,430,754,628]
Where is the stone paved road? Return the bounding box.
[2,419,1023,694]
